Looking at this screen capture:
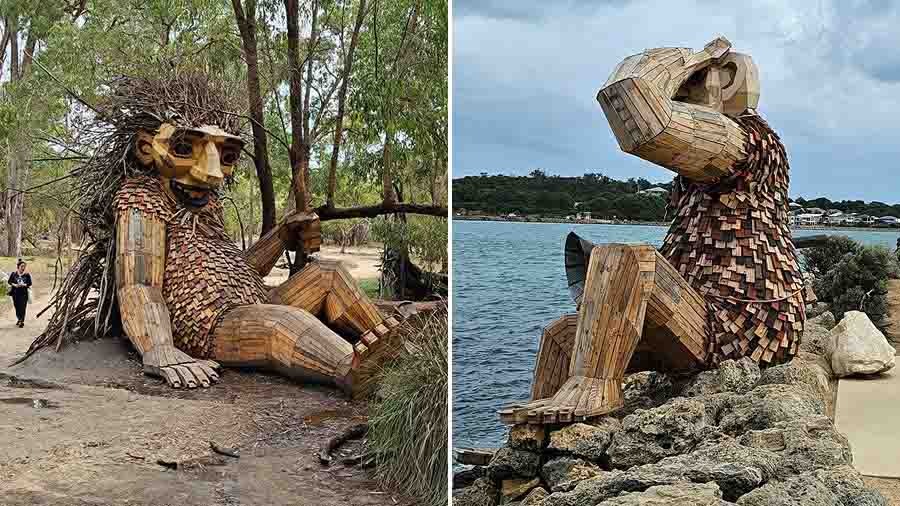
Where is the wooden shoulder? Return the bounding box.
[114,176,174,222]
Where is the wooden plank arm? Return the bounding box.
[242,223,285,278]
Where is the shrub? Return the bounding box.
[368,308,448,506]
[813,244,899,323]
[801,235,860,276]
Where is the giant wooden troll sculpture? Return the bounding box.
[500,37,806,424]
[22,74,402,398]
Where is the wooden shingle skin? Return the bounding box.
[660,114,805,366]
[115,176,269,358]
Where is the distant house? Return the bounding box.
[876,216,900,226]
[638,187,669,196]
[788,202,802,210]
[825,211,845,225]
[796,213,824,225]
[804,207,826,215]
[859,215,876,225]
[576,212,592,220]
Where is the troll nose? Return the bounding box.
[190,142,224,186]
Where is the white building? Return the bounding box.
[638,187,669,196]
[796,213,824,225]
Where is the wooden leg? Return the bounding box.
[500,244,708,425]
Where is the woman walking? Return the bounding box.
[8,260,32,327]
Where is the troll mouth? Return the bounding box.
[171,180,212,207]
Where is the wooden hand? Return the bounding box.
[279,211,322,253]
[142,345,220,388]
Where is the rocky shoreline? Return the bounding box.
[453,308,891,505]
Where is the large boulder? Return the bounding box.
[487,447,541,481]
[806,303,831,321]
[714,384,824,436]
[737,416,852,475]
[735,473,838,506]
[597,482,732,506]
[520,486,549,506]
[547,419,620,462]
[608,398,710,469]
[812,466,889,506]
[830,311,896,377]
[682,358,760,397]
[454,477,500,506]
[541,457,603,490]
[543,469,687,506]
[502,478,541,503]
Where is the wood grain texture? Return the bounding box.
[242,224,284,277]
[530,314,577,400]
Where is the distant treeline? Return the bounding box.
[453,170,900,222]
[452,170,671,221]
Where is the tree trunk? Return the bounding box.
[231,0,277,235]
[326,0,367,209]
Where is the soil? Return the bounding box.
[0,258,410,506]
[864,477,900,505]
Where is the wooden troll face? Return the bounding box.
[674,51,760,117]
[136,123,244,207]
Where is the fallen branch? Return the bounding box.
[210,441,240,458]
[316,203,446,221]
[318,422,368,466]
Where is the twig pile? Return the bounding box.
[14,71,244,365]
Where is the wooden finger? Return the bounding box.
[173,365,198,389]
[186,363,211,387]
[161,367,182,389]
[198,362,219,383]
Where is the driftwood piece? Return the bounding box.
[454,447,496,467]
[318,422,368,466]
[210,441,240,458]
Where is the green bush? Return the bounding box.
[368,309,448,506]
[802,235,860,276]
[813,244,899,323]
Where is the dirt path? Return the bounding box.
[0,261,408,506]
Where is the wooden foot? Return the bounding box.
[499,376,623,424]
[338,313,406,399]
[530,314,577,400]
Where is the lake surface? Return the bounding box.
[451,220,898,451]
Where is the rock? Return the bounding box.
[806,304,831,322]
[812,311,836,330]
[608,398,710,469]
[455,466,487,489]
[757,353,835,415]
[621,371,677,413]
[735,473,839,506]
[547,419,620,462]
[683,358,760,397]
[598,482,732,506]
[502,478,540,503]
[454,477,500,506]
[541,457,603,490]
[642,436,775,501]
[830,311,896,377]
[520,487,549,506]
[715,384,824,435]
[543,469,686,506]
[812,466,889,506]
[487,447,541,481]
[738,416,851,476]
[508,424,548,452]
[800,315,833,356]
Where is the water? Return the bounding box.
[451,220,898,451]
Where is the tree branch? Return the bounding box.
[316,202,447,221]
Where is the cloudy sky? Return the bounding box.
[452,0,900,202]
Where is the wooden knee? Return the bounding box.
[531,314,578,400]
[319,261,384,337]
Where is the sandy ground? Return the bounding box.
[264,244,384,286]
[0,251,409,506]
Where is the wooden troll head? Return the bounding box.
[674,47,760,117]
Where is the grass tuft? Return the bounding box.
[368,308,448,506]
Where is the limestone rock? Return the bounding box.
[621,371,677,413]
[735,473,839,506]
[714,384,824,435]
[830,311,896,377]
[520,487,549,506]
[757,353,834,415]
[502,478,540,503]
[608,398,709,469]
[547,419,620,462]
[812,466,889,506]
[806,304,832,323]
[541,457,602,490]
[454,477,500,506]
[738,416,851,476]
[598,482,732,506]
[812,311,836,330]
[543,469,686,506]
[682,358,760,397]
[508,424,548,452]
[800,315,832,356]
[455,466,487,489]
[488,447,541,481]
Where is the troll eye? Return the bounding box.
[221,149,239,165]
[172,141,193,158]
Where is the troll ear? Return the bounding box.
[135,130,156,166]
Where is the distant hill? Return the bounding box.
[453,171,900,222]
[452,171,672,221]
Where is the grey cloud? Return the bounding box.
[453,0,632,21]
